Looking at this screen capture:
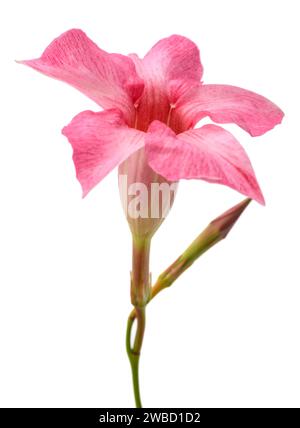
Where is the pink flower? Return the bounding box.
[20,29,283,206]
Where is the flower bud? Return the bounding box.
[155,198,251,292]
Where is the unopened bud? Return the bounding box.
[154,198,252,293]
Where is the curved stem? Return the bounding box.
[126,306,146,408]
[125,197,251,407]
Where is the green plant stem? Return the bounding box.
[126,198,251,406]
[128,198,251,323]
[126,306,146,408]
[127,237,150,407]
[131,237,151,307]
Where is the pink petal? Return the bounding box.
[145,121,265,204]
[62,109,144,197]
[143,35,203,84]
[19,29,144,124]
[128,35,203,131]
[177,84,284,136]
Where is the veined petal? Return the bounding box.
[177,84,284,136]
[129,35,203,131]
[19,29,144,124]
[145,121,265,204]
[62,109,144,197]
[143,35,203,84]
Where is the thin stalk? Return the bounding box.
[128,198,251,322]
[126,306,146,408]
[131,237,151,307]
[126,198,251,406]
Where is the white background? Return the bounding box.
[0,0,299,408]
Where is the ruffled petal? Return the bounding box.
[62,109,144,196]
[19,29,144,124]
[145,121,265,204]
[176,84,284,136]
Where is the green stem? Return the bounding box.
[126,306,146,408]
[128,198,251,323]
[127,236,150,407]
[126,198,250,405]
[131,237,151,307]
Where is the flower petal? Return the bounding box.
[62,109,144,197]
[145,121,265,204]
[19,29,144,124]
[128,35,203,131]
[177,84,284,136]
[143,35,203,84]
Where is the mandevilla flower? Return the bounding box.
[19,30,283,407]
[20,30,283,207]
